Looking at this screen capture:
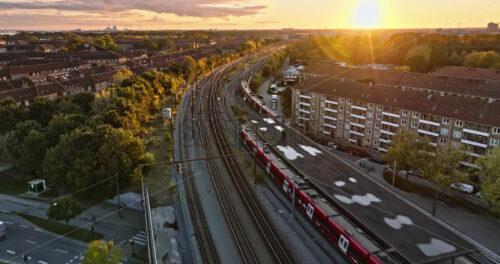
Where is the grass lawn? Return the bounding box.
[0,177,27,195]
[13,212,103,243]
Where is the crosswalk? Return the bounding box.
[130,231,147,246]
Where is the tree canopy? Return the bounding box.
[82,240,122,264]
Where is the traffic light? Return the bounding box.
[176,163,183,174]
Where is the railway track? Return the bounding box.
[198,59,294,264]
[178,84,220,264]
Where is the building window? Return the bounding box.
[366,121,372,127]
[441,128,449,135]
[374,140,379,145]
[451,141,459,148]
[339,98,344,103]
[365,138,371,143]
[453,131,461,138]
[321,94,326,99]
[376,105,383,111]
[367,112,373,118]
[368,104,374,109]
[493,127,500,135]
[367,129,372,135]
[339,114,343,119]
[413,112,419,118]
[439,138,447,145]
[375,123,381,129]
[374,132,380,137]
[401,119,408,126]
[411,122,418,128]
[376,114,382,120]
[345,124,350,129]
[402,110,409,116]
[339,106,344,111]
[346,107,351,113]
[347,99,352,104]
[442,118,450,125]
[491,138,500,147]
[455,120,463,127]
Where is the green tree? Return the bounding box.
[94,34,118,51]
[475,147,500,210]
[406,55,430,73]
[181,56,198,80]
[262,64,272,78]
[46,197,82,223]
[383,129,432,180]
[29,97,56,125]
[422,144,468,215]
[0,97,25,133]
[82,240,122,264]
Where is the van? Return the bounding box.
[0,221,6,240]
[272,94,278,102]
[450,183,474,194]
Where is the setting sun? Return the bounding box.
[352,0,381,28]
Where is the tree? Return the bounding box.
[0,97,25,133]
[82,240,122,264]
[112,68,134,85]
[181,56,197,80]
[383,129,432,180]
[29,97,56,125]
[46,197,82,223]
[262,64,272,78]
[422,144,468,215]
[475,147,500,210]
[406,55,430,73]
[94,34,118,51]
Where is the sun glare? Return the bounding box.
[352,0,381,28]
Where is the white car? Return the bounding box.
[0,221,6,240]
[450,183,474,194]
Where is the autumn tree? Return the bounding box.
[112,68,134,85]
[82,240,122,264]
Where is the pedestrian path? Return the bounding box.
[130,231,147,246]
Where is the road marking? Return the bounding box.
[26,239,37,245]
[133,236,147,243]
[133,239,146,246]
[39,260,48,264]
[5,221,13,224]
[56,248,68,254]
[6,250,15,255]
[138,231,146,235]
[69,259,74,263]
[34,228,43,232]
[20,224,28,228]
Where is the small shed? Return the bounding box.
[28,179,46,193]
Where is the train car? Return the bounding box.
[240,81,282,121]
[239,127,385,264]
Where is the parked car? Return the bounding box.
[475,192,485,199]
[328,142,338,149]
[368,157,385,165]
[0,221,6,240]
[450,183,474,194]
[408,170,423,178]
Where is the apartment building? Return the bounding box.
[291,76,500,166]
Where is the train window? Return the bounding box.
[266,162,271,174]
[283,180,289,193]
[338,235,349,254]
[306,203,314,219]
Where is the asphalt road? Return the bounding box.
[0,212,87,264]
[239,101,477,263]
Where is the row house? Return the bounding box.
[291,77,500,168]
[9,61,86,84]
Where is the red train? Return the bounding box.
[239,127,384,264]
[241,81,282,121]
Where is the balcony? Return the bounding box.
[378,147,388,152]
[323,130,331,135]
[298,116,311,121]
[350,130,365,137]
[351,105,367,111]
[350,122,365,128]
[381,129,395,136]
[419,119,440,127]
[418,129,439,137]
[379,138,391,144]
[325,99,338,105]
[299,108,311,114]
[299,94,311,99]
[325,107,338,113]
[461,139,487,148]
[299,101,311,107]
[324,123,337,129]
[463,128,489,137]
[324,115,337,121]
[382,111,400,118]
[348,138,357,143]
[381,120,399,128]
[351,113,366,120]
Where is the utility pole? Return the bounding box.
[116,173,120,208]
[291,179,296,217]
[392,161,397,191]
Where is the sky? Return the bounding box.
[0,0,499,31]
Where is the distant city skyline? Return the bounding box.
[0,0,499,31]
